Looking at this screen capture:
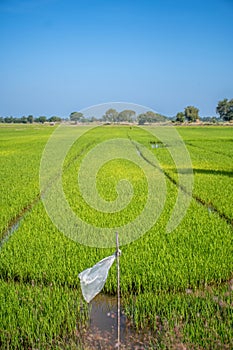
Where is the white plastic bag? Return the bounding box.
[78,254,116,303]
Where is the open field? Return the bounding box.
[0,124,233,349]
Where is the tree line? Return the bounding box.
[1,98,232,124]
[0,109,167,125]
[175,98,233,123]
[70,109,167,124]
[0,115,62,124]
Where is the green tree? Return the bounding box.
[118,110,136,122]
[4,116,14,123]
[49,116,62,122]
[137,113,147,125]
[184,106,199,122]
[137,111,167,124]
[146,111,166,122]
[102,109,118,122]
[20,116,28,124]
[216,98,233,121]
[27,115,34,124]
[36,116,47,124]
[227,99,233,121]
[70,112,83,123]
[175,112,185,123]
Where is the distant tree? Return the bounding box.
[216,98,233,121]
[20,116,28,124]
[102,108,118,123]
[118,110,136,122]
[137,111,167,124]
[145,111,157,123]
[175,112,185,123]
[0,117,3,123]
[90,116,98,123]
[201,116,218,123]
[4,116,14,123]
[184,106,199,122]
[137,113,147,125]
[225,99,233,121]
[216,98,228,120]
[27,115,34,123]
[36,116,47,124]
[70,112,83,123]
[80,116,89,123]
[49,116,62,122]
[148,111,166,122]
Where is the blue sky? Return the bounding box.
[1,0,233,118]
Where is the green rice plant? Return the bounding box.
[176,126,233,220]
[123,283,233,349]
[0,124,232,348]
[0,124,55,235]
[0,280,88,349]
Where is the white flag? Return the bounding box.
[78,254,116,303]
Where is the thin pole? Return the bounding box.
[116,232,120,349]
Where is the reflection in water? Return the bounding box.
[80,293,154,349]
[90,294,124,341]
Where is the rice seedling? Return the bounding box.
[0,124,232,348]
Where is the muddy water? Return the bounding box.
[80,294,155,349]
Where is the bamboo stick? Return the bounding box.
[116,232,120,349]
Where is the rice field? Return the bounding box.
[0,123,232,349]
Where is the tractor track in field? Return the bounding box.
[185,141,233,160]
[0,142,95,249]
[0,195,41,250]
[128,135,233,228]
